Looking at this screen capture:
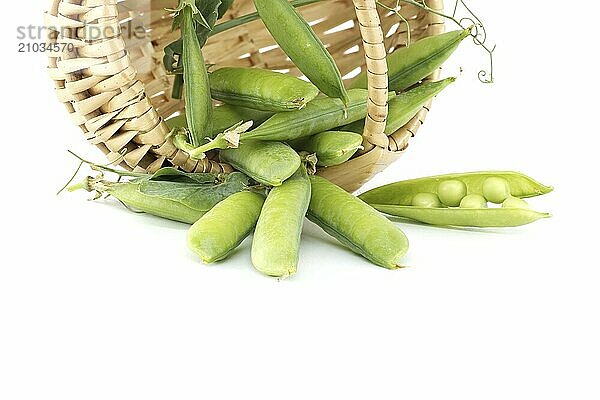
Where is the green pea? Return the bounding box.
[411,193,442,208]
[243,89,394,142]
[252,167,311,277]
[482,177,511,204]
[359,171,552,206]
[68,168,251,224]
[289,130,363,167]
[176,2,213,146]
[358,171,552,228]
[254,0,348,105]
[437,180,467,207]
[344,78,455,136]
[209,67,319,112]
[502,196,530,209]
[307,176,409,269]
[187,191,265,263]
[350,29,471,92]
[371,204,550,228]
[220,141,301,186]
[459,194,488,209]
[165,104,274,139]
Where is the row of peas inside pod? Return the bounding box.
[67,159,553,279]
[358,172,553,228]
[64,1,529,278]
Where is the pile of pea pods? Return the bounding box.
[69,1,552,278]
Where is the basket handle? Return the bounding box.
[353,0,389,150]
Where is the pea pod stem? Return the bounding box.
[166,104,274,139]
[174,121,254,160]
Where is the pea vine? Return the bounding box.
[376,0,495,83]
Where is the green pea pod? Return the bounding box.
[307,176,409,269]
[179,3,213,146]
[358,171,553,206]
[243,89,394,142]
[252,166,311,277]
[209,67,320,112]
[343,78,455,135]
[290,131,363,167]
[370,205,551,228]
[253,0,348,104]
[220,141,301,186]
[165,104,274,139]
[350,29,471,92]
[70,171,251,224]
[188,191,265,263]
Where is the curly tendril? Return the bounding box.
[377,0,496,83]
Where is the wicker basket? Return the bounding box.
[45,0,444,192]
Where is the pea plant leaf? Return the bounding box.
[138,175,249,210]
[217,0,234,19]
[164,0,222,73]
[147,167,219,184]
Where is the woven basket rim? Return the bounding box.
[45,0,445,191]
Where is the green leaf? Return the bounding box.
[165,0,221,73]
[194,0,222,46]
[217,0,234,19]
[138,173,250,211]
[147,167,219,184]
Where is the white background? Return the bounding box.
[1,1,599,399]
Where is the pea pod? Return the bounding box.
[359,171,553,206]
[165,104,273,138]
[252,166,311,277]
[176,2,214,146]
[359,171,553,228]
[307,176,409,269]
[343,78,455,135]
[370,205,550,228]
[188,191,265,263]
[209,67,319,112]
[254,0,348,104]
[69,169,251,224]
[243,89,394,142]
[289,131,363,167]
[350,29,471,92]
[220,141,301,186]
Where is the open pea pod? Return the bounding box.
[371,204,550,228]
[359,171,553,206]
